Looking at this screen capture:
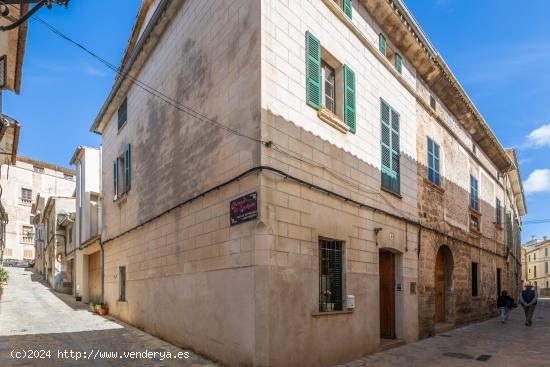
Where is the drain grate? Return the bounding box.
[476,355,492,362]
[443,352,474,360]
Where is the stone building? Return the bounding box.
[1,157,75,262]
[523,237,550,296]
[42,196,75,292]
[70,146,102,303]
[90,0,524,366]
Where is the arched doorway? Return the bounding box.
[435,245,453,323]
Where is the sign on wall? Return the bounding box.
[230,192,258,226]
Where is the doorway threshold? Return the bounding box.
[434,322,455,335]
[379,338,405,352]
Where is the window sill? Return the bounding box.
[469,227,482,236]
[117,121,128,135]
[312,310,353,317]
[469,207,481,216]
[423,177,444,194]
[114,192,128,204]
[381,186,402,199]
[317,107,349,134]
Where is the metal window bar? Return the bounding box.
[319,238,343,312]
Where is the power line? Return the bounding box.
[28,14,265,144]
[523,219,550,225]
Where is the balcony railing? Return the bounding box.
[20,236,34,244]
[19,198,32,206]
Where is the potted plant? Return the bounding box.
[89,303,97,313]
[96,303,109,316]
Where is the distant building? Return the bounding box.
[70,146,102,303]
[1,157,75,262]
[522,236,550,295]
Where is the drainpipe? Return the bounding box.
[100,241,104,304]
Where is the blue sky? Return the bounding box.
[4,0,550,241]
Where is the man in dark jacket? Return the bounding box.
[520,284,538,326]
[497,290,514,323]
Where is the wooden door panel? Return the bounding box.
[380,251,395,338]
[435,250,445,322]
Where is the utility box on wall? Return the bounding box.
[346,295,355,309]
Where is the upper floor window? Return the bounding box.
[33,165,44,174]
[379,34,387,56]
[64,174,73,181]
[546,248,548,257]
[113,144,131,200]
[470,175,479,211]
[20,188,32,205]
[118,97,128,130]
[430,95,437,111]
[20,225,34,244]
[427,137,440,186]
[333,0,352,18]
[380,99,400,194]
[395,53,403,74]
[305,31,356,133]
[496,198,502,225]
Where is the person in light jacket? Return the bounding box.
[519,284,538,326]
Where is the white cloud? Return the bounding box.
[84,65,105,77]
[524,169,550,194]
[526,124,550,148]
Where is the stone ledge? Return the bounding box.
[317,107,349,134]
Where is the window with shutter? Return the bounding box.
[118,97,128,130]
[471,262,479,297]
[496,198,502,225]
[380,99,400,194]
[124,144,131,192]
[427,137,440,186]
[305,32,321,110]
[470,176,479,210]
[343,0,352,18]
[395,53,403,74]
[319,238,344,312]
[113,159,119,199]
[343,65,356,133]
[379,34,387,56]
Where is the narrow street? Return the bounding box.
[338,299,550,367]
[0,268,217,366]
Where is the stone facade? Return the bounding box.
[1,157,74,262]
[90,0,525,366]
[523,238,550,295]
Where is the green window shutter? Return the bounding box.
[343,65,356,133]
[124,144,131,192]
[427,137,440,185]
[379,34,387,56]
[343,0,352,18]
[118,97,127,130]
[305,31,321,110]
[113,158,119,199]
[395,53,403,74]
[470,176,478,210]
[380,100,400,193]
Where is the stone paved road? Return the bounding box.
[0,267,218,367]
[337,298,550,367]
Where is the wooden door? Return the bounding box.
[435,250,446,322]
[379,251,396,338]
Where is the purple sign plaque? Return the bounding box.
[230,192,258,226]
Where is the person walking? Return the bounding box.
[497,290,513,323]
[519,284,538,326]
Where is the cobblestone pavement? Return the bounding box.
[0,268,218,366]
[337,298,550,367]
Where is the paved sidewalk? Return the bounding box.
[0,267,218,366]
[337,298,550,367]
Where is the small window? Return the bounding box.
[319,238,344,312]
[427,137,440,186]
[21,225,34,244]
[545,262,548,274]
[534,266,537,278]
[495,198,502,225]
[470,175,479,211]
[113,144,131,199]
[546,248,548,257]
[471,262,479,297]
[430,95,436,111]
[4,248,13,257]
[379,34,387,56]
[33,166,44,173]
[23,249,33,260]
[534,253,536,260]
[395,53,403,74]
[30,215,34,225]
[64,174,73,181]
[322,62,336,113]
[496,268,501,296]
[118,97,128,130]
[20,188,32,205]
[119,266,126,301]
[380,100,400,194]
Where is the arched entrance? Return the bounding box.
[435,245,453,323]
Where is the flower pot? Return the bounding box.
[98,307,108,316]
[90,305,97,313]
[322,303,335,312]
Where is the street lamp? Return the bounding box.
[0,0,69,32]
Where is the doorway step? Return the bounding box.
[379,338,405,352]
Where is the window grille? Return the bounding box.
[319,238,344,312]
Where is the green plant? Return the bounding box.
[0,269,8,283]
